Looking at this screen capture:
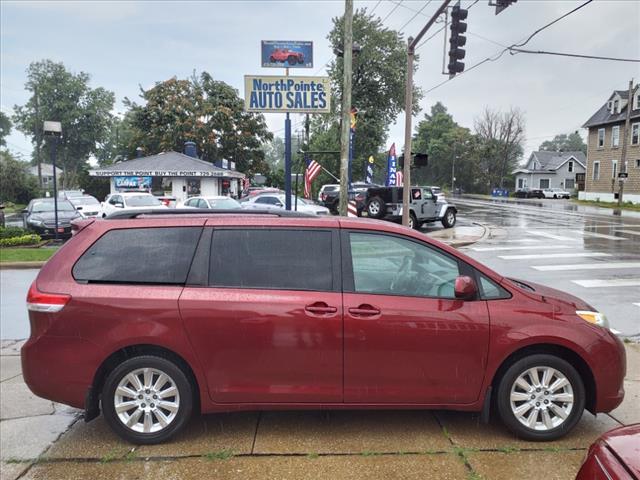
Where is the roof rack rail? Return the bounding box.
[105,208,314,220]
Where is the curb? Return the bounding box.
[0,261,46,270]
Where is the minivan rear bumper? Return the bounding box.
[21,334,101,409]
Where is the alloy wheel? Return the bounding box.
[114,367,180,434]
[509,366,574,431]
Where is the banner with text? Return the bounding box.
[244,75,330,113]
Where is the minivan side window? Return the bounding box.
[210,229,333,291]
[478,274,511,300]
[348,232,460,298]
[73,227,202,284]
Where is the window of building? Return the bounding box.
[565,179,575,189]
[597,128,605,148]
[73,227,202,284]
[348,232,460,299]
[613,99,619,113]
[635,159,640,168]
[517,178,525,189]
[209,229,333,291]
[568,161,573,173]
[612,126,620,147]
[593,161,600,181]
[539,179,550,189]
[632,123,639,145]
[612,160,618,179]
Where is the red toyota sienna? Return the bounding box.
[21,210,626,444]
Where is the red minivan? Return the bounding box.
[21,210,626,444]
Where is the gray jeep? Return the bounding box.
[362,186,457,230]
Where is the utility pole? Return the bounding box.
[451,143,456,193]
[618,79,634,207]
[402,0,451,226]
[338,0,353,217]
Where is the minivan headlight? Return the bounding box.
[576,311,609,329]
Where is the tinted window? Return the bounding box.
[255,196,278,205]
[73,227,202,284]
[349,232,459,298]
[210,229,333,291]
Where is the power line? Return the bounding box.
[369,0,383,15]
[399,0,434,31]
[422,0,595,94]
[509,47,639,63]
[381,0,403,23]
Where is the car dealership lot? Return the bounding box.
[1,201,639,479]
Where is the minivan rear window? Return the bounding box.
[73,227,202,284]
[210,229,333,291]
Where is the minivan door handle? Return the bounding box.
[305,302,338,315]
[348,305,381,317]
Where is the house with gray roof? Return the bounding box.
[513,151,586,192]
[580,84,640,204]
[90,142,245,202]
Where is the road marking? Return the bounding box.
[572,278,640,288]
[473,245,573,252]
[573,230,626,241]
[614,230,640,236]
[528,231,575,241]
[498,252,611,260]
[532,262,640,271]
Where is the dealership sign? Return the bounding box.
[91,169,239,178]
[261,41,313,68]
[114,176,152,189]
[244,75,330,113]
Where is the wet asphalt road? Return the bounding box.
[455,196,640,337]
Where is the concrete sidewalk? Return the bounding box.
[1,340,638,480]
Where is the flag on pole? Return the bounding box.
[386,143,397,187]
[396,170,403,186]
[366,156,374,184]
[304,159,322,199]
[242,176,250,192]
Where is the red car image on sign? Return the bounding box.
[269,48,304,65]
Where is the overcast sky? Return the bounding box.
[1,0,639,163]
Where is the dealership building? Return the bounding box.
[90,142,245,202]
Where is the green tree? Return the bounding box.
[12,60,115,188]
[0,112,11,147]
[0,151,39,203]
[539,131,586,155]
[412,103,480,192]
[124,71,273,176]
[309,8,422,182]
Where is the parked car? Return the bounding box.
[68,195,101,218]
[22,198,81,238]
[514,188,544,199]
[576,424,639,479]
[542,188,571,199]
[269,48,304,65]
[181,196,242,210]
[243,187,281,198]
[58,190,85,200]
[100,192,167,218]
[363,186,457,229]
[318,184,340,212]
[156,195,177,208]
[242,193,330,215]
[22,210,625,444]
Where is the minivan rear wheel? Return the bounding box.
[496,354,585,441]
[102,355,193,444]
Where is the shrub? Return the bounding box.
[0,226,30,240]
[0,234,41,247]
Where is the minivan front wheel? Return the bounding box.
[496,354,585,441]
[102,355,193,444]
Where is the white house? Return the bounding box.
[513,151,586,191]
[29,163,63,189]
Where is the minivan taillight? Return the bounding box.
[26,282,70,313]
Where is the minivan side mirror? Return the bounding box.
[454,275,478,300]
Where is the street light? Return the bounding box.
[43,121,62,242]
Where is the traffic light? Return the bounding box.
[448,4,468,77]
[494,0,517,15]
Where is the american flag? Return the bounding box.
[304,159,322,199]
[396,170,403,186]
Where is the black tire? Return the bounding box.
[269,55,275,62]
[409,211,419,230]
[288,55,297,65]
[102,355,194,444]
[553,194,557,199]
[496,354,585,441]
[441,208,456,228]
[366,196,386,219]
